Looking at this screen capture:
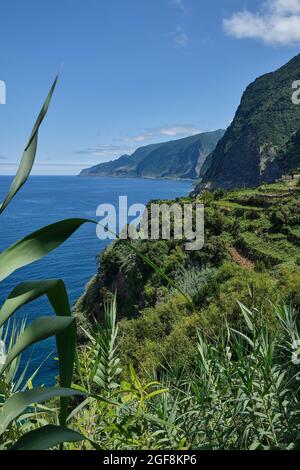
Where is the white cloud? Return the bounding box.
[74,144,134,158]
[123,124,203,143]
[224,0,300,45]
[159,125,203,137]
[172,26,189,47]
[274,0,300,14]
[123,132,153,143]
[75,125,204,165]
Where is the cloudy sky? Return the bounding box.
[1,0,300,174]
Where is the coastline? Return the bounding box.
[78,174,196,183]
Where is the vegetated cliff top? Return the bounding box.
[74,177,300,377]
[196,53,300,191]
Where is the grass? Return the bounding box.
[239,231,300,265]
[290,227,300,239]
[214,200,263,212]
[65,300,300,450]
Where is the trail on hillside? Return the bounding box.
[228,247,255,270]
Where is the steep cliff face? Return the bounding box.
[80,130,224,180]
[197,54,300,190]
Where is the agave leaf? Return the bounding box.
[0,279,76,425]
[0,76,58,215]
[1,316,74,373]
[11,424,85,450]
[0,218,91,282]
[237,301,254,332]
[0,218,193,304]
[230,328,254,347]
[0,387,85,435]
[0,279,70,329]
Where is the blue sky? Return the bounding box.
[1,0,300,175]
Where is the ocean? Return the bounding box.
[0,175,192,384]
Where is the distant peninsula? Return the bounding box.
[79,130,225,180]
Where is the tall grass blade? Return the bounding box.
[0,279,76,424]
[0,387,85,435]
[0,76,58,215]
[11,424,85,450]
[0,218,91,282]
[0,316,74,373]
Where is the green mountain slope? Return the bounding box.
[80,130,224,180]
[74,179,300,370]
[197,54,300,190]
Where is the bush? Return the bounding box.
[118,295,195,374]
[214,188,227,200]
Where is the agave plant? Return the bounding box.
[0,78,88,450]
[0,318,30,397]
[0,319,63,449]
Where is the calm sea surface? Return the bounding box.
[0,176,192,384]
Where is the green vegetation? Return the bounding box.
[0,78,88,450]
[197,53,300,190]
[1,80,300,451]
[69,301,300,450]
[76,181,300,380]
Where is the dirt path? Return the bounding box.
[228,247,255,270]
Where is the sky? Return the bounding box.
[1,0,300,175]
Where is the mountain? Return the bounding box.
[196,54,300,191]
[80,130,225,180]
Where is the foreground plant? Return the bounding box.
[0,79,87,449]
[65,296,167,450]
[0,77,189,450]
[67,301,300,450]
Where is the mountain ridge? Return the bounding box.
[196,53,300,191]
[80,130,225,180]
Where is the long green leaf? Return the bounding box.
[46,280,76,425]
[0,218,192,305]
[11,425,85,450]
[0,387,85,435]
[1,316,74,374]
[0,279,68,329]
[0,279,76,424]
[0,76,58,215]
[0,218,91,282]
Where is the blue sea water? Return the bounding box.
[0,176,192,385]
